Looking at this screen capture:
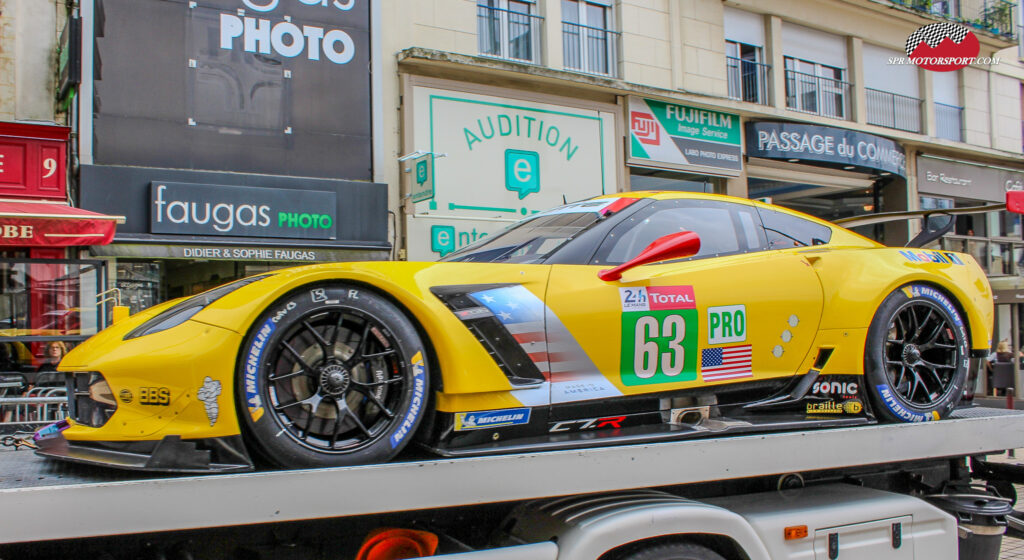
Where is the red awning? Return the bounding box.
[0,200,125,247]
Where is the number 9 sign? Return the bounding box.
[42,158,57,179]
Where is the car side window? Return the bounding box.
[592,199,767,265]
[757,207,832,249]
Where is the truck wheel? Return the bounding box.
[864,285,968,423]
[616,542,726,560]
[237,284,429,468]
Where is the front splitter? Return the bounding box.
[35,433,253,474]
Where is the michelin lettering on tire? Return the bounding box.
[876,385,939,422]
[391,351,426,448]
[244,318,276,422]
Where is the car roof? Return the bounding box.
[591,191,881,248]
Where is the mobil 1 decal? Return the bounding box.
[619,286,698,386]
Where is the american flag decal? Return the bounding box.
[701,345,752,382]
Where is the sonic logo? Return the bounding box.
[631,112,660,146]
[905,22,979,72]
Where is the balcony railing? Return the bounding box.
[478,5,543,64]
[726,56,770,105]
[785,69,851,120]
[935,102,964,142]
[888,0,1017,40]
[866,88,922,133]
[562,21,620,77]
[979,0,1017,39]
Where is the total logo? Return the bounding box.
[550,416,626,432]
[620,286,696,312]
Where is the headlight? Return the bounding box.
[125,274,269,340]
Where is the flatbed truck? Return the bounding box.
[3,406,1024,559]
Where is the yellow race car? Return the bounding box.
[36,192,993,472]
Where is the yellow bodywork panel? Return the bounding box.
[62,321,241,441]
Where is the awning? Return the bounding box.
[0,200,126,246]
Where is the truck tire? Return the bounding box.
[864,284,968,423]
[616,542,726,560]
[236,283,429,468]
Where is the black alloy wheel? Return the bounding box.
[864,285,968,423]
[238,284,429,468]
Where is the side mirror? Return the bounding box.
[598,231,701,282]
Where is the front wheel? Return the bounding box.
[237,284,429,468]
[864,284,968,423]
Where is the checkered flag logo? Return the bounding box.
[905,22,969,56]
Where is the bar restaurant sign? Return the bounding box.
[150,182,337,240]
[627,97,742,176]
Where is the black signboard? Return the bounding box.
[150,181,337,239]
[746,122,906,178]
[57,16,81,100]
[80,164,388,249]
[92,0,371,180]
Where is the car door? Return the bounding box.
[543,197,826,404]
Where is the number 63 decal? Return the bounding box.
[634,315,685,378]
[620,310,697,386]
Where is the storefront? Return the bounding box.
[915,154,1024,394]
[401,78,619,261]
[0,123,123,383]
[626,97,742,193]
[744,122,908,242]
[76,0,387,306]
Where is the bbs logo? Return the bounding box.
[812,380,859,397]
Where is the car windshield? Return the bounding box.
[444,211,603,263]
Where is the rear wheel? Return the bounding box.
[237,284,429,468]
[864,284,968,423]
[615,542,726,560]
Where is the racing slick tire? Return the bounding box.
[614,542,727,560]
[236,283,430,469]
[864,284,969,423]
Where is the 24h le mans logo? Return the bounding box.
[905,22,979,72]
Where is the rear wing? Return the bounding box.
[833,190,1024,248]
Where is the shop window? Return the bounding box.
[116,262,161,315]
[592,198,766,265]
[0,259,107,384]
[757,208,832,249]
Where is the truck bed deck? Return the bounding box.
[2,406,1022,544]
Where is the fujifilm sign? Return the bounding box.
[150,182,337,240]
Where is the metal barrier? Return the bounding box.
[0,387,67,428]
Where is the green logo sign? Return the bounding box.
[431,225,456,257]
[505,149,540,200]
[410,154,434,203]
[416,160,428,185]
